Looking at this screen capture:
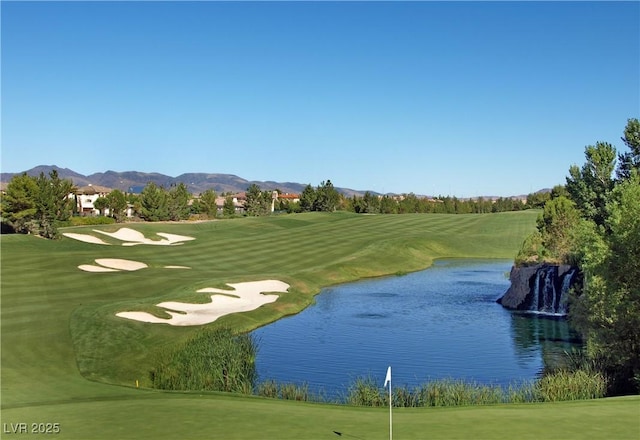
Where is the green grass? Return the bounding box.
[2,211,638,439]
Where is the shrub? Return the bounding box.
[66,216,116,227]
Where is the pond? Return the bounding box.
[252,259,582,398]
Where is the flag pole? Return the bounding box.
[384,366,392,440]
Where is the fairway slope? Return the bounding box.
[14,212,639,440]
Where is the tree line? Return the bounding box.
[0,168,548,239]
[516,118,640,396]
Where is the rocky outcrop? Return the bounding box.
[497,263,580,315]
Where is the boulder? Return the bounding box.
[497,264,541,309]
[497,263,580,314]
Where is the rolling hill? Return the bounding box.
[0,165,366,196]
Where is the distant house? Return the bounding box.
[276,193,300,203]
[214,191,294,214]
[73,185,135,217]
[216,193,247,214]
[75,184,112,216]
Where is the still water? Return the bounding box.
[252,259,581,398]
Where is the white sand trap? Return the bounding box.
[63,233,110,245]
[164,265,191,269]
[116,280,289,326]
[95,259,148,271]
[64,227,195,246]
[156,232,196,243]
[78,264,119,272]
[79,258,148,272]
[95,228,195,246]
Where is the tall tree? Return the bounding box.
[140,182,169,221]
[616,118,640,181]
[244,184,270,216]
[168,183,191,221]
[379,195,398,214]
[34,172,58,238]
[93,197,108,216]
[363,191,380,213]
[1,173,38,233]
[223,196,236,217]
[299,184,316,212]
[314,180,340,212]
[398,193,419,214]
[566,141,617,227]
[198,189,218,218]
[536,196,581,263]
[48,169,76,222]
[106,189,128,222]
[571,173,640,393]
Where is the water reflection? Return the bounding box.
[510,313,582,374]
[253,259,583,397]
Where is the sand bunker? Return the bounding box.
[62,233,110,245]
[116,280,289,326]
[64,228,195,246]
[95,228,195,246]
[79,259,148,272]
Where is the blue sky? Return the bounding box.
[2,1,638,197]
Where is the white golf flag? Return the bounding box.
[384,366,391,388]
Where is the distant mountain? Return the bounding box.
[0,165,365,196]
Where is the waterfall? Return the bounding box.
[557,268,576,315]
[527,265,575,316]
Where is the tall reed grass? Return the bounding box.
[256,380,321,402]
[343,371,606,407]
[151,330,606,406]
[150,327,258,394]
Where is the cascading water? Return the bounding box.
[526,266,576,316]
[558,268,576,315]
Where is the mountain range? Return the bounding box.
[1,165,540,200]
[0,165,370,197]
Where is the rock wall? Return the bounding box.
[497,263,580,315]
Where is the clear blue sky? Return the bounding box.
[2,1,639,197]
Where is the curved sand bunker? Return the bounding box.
[116,280,289,326]
[63,228,195,246]
[63,233,110,245]
[79,258,149,272]
[78,259,191,272]
[95,228,195,246]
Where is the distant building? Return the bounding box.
[75,184,112,216]
[276,193,300,203]
[215,193,247,214]
[73,184,134,217]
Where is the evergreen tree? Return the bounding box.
[616,118,640,181]
[566,142,617,227]
[140,182,169,221]
[199,189,218,218]
[314,180,340,212]
[1,173,38,233]
[223,196,236,217]
[168,183,191,221]
[299,184,316,212]
[244,184,270,216]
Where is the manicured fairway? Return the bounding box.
[2,390,638,439]
[2,211,638,439]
